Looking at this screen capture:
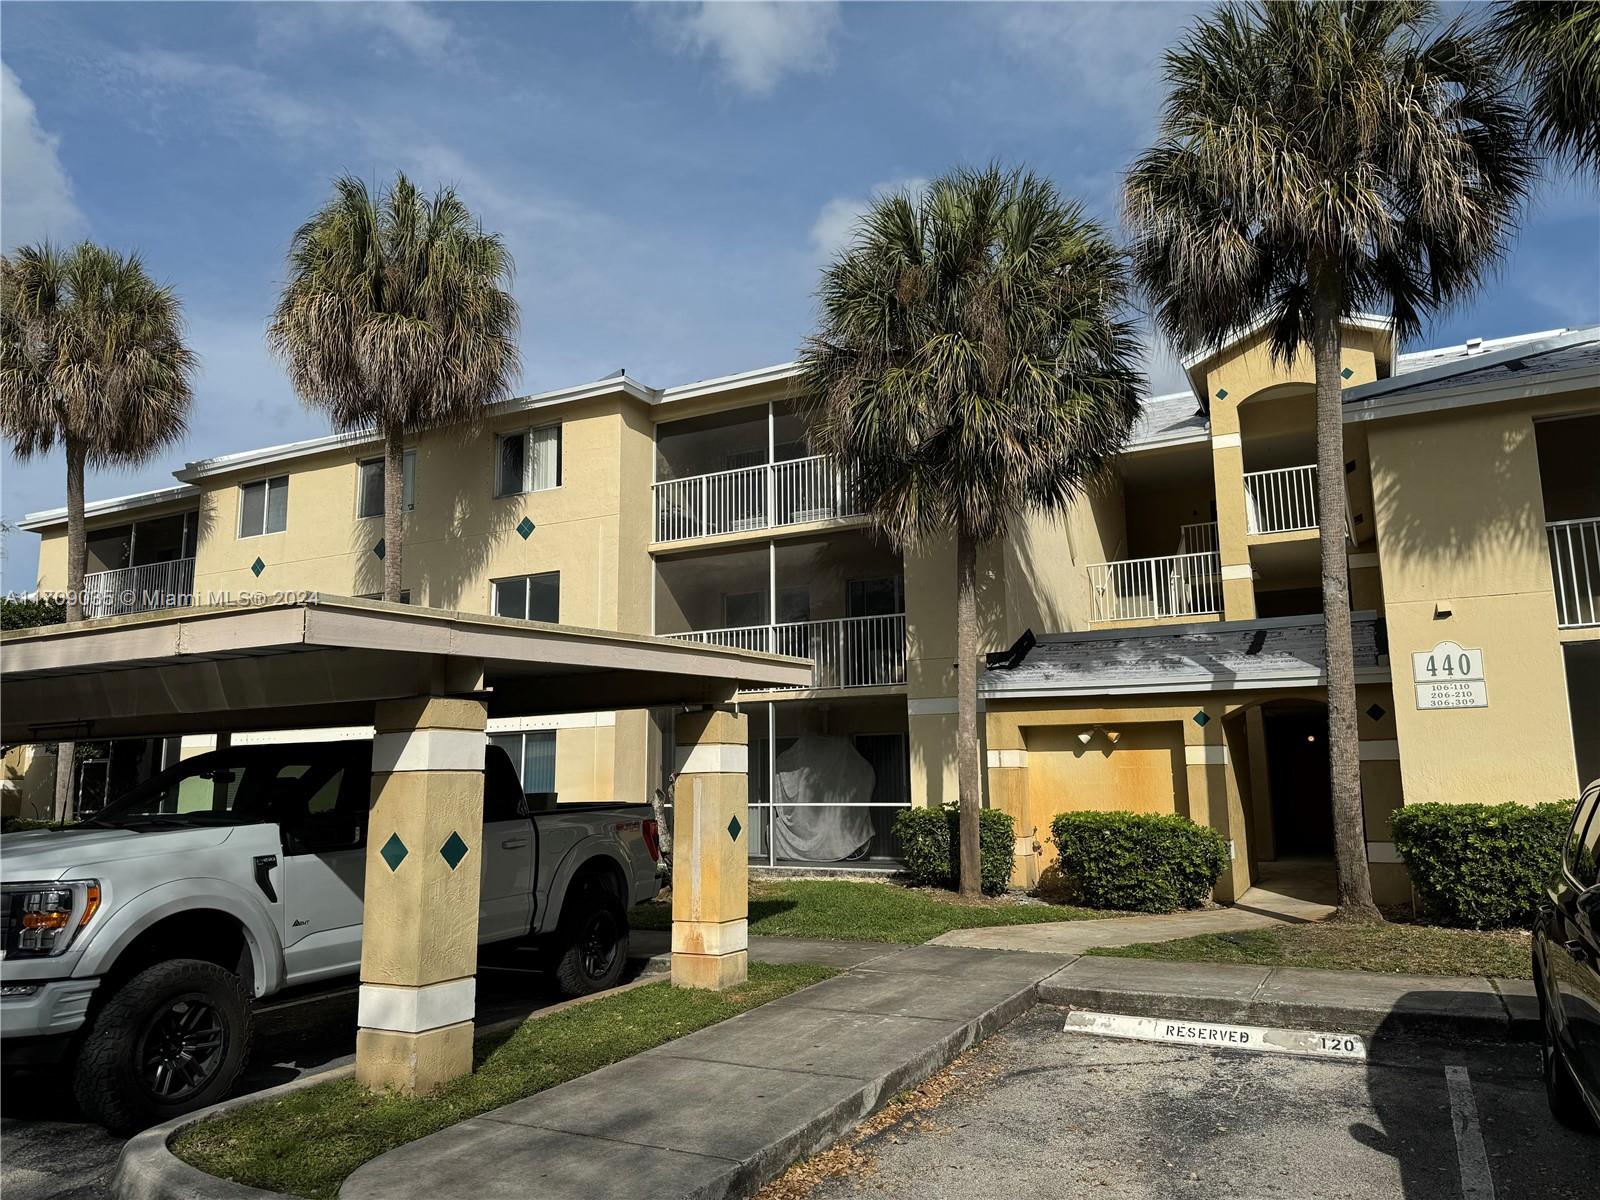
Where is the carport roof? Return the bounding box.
[981,613,1389,700]
[0,598,811,743]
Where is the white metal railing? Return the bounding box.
[1087,551,1222,623]
[653,455,860,542]
[665,613,906,690]
[1179,521,1219,554]
[1548,517,1600,628]
[82,558,196,618]
[1244,464,1319,534]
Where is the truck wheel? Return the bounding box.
[72,959,253,1134]
[1542,1001,1597,1133]
[551,888,629,997]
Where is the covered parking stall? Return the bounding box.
[0,598,808,1094]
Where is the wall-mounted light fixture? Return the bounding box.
[1076,730,1093,746]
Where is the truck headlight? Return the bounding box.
[1,881,101,959]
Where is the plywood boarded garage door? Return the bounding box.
[1025,725,1187,826]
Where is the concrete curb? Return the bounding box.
[1038,959,1542,1043]
[112,965,674,1200]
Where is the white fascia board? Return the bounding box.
[1341,325,1597,411]
[1342,362,1599,426]
[1122,429,1212,454]
[658,361,802,405]
[980,665,1392,700]
[176,430,381,482]
[19,484,202,531]
[1178,313,1395,370]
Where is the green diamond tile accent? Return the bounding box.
[516,516,535,539]
[439,831,469,870]
[1214,388,1228,401]
[1191,710,1210,727]
[727,815,742,842]
[250,557,266,578]
[1366,703,1387,721]
[1341,367,1354,380]
[380,833,409,872]
[373,538,386,561]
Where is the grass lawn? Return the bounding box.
[1088,921,1534,979]
[174,962,833,1200]
[629,878,1104,944]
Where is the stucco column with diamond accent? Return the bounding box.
[356,693,488,1095]
[671,707,749,990]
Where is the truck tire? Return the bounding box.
[72,958,253,1134]
[550,886,629,998]
[1542,1000,1597,1133]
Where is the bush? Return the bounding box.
[1,595,66,630]
[1391,800,1575,929]
[893,804,1016,896]
[1050,811,1227,912]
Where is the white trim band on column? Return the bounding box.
[1184,744,1228,766]
[372,728,486,774]
[1367,841,1403,864]
[675,743,749,775]
[358,978,476,1034]
[1358,740,1400,761]
[986,749,1029,769]
[1220,563,1254,581]
[671,918,749,956]
[1211,432,1242,449]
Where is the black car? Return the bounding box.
[1534,778,1600,1133]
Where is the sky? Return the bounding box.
[3,0,1597,588]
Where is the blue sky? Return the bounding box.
[3,1,1597,587]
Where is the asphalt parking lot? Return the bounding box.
[0,952,661,1200]
[797,1005,1595,1200]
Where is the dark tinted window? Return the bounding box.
[483,745,525,822]
[1566,793,1600,889]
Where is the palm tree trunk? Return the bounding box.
[955,531,982,899]
[1310,271,1381,923]
[65,436,86,622]
[383,429,405,603]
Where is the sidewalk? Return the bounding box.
[929,865,1335,954]
[340,944,1063,1200]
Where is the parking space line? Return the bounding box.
[1445,1065,1496,1200]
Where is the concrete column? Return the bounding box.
[1183,703,1242,901]
[984,715,1035,887]
[671,707,749,990]
[356,693,488,1095]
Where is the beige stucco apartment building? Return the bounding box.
[15,320,1599,905]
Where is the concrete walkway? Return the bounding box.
[929,862,1336,955]
[341,944,1063,1200]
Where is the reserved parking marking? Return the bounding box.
[1062,1009,1368,1061]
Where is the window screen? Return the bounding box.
[358,452,415,518]
[496,426,561,495]
[493,573,560,622]
[241,476,289,537]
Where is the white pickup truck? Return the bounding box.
[0,739,662,1131]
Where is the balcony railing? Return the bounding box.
[1549,517,1600,629]
[1179,521,1219,554]
[664,613,907,690]
[1088,551,1223,623]
[82,558,196,618]
[653,455,862,542]
[1244,464,1319,535]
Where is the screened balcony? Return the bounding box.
[81,511,199,617]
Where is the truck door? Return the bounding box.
[273,749,369,987]
[479,745,536,942]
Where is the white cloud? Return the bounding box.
[810,177,926,263]
[646,1,841,96]
[1,64,88,251]
[257,1,460,62]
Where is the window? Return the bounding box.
[493,572,560,622]
[358,591,411,604]
[358,451,416,518]
[1565,795,1600,889]
[847,576,905,617]
[496,425,561,496]
[239,476,289,537]
[489,730,557,795]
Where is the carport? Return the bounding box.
[0,597,809,1094]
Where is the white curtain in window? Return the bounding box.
[529,425,560,491]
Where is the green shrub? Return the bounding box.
[1050,811,1227,912]
[1390,800,1575,929]
[893,805,1016,896]
[1,595,66,631]
[0,816,63,834]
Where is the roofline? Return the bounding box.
[1025,610,1383,647]
[982,664,1393,699]
[18,484,201,532]
[1178,313,1395,371]
[657,361,802,404]
[1341,325,1598,414]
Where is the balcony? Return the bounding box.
[1549,517,1600,629]
[653,455,862,543]
[82,558,196,618]
[1244,464,1319,535]
[1088,551,1223,624]
[665,613,907,691]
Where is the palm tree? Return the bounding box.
[1490,1,1600,177]
[2,240,197,820]
[1125,1,1534,921]
[269,174,519,602]
[799,166,1143,898]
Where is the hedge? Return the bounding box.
[893,805,1016,896]
[1050,811,1227,912]
[1390,800,1575,929]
